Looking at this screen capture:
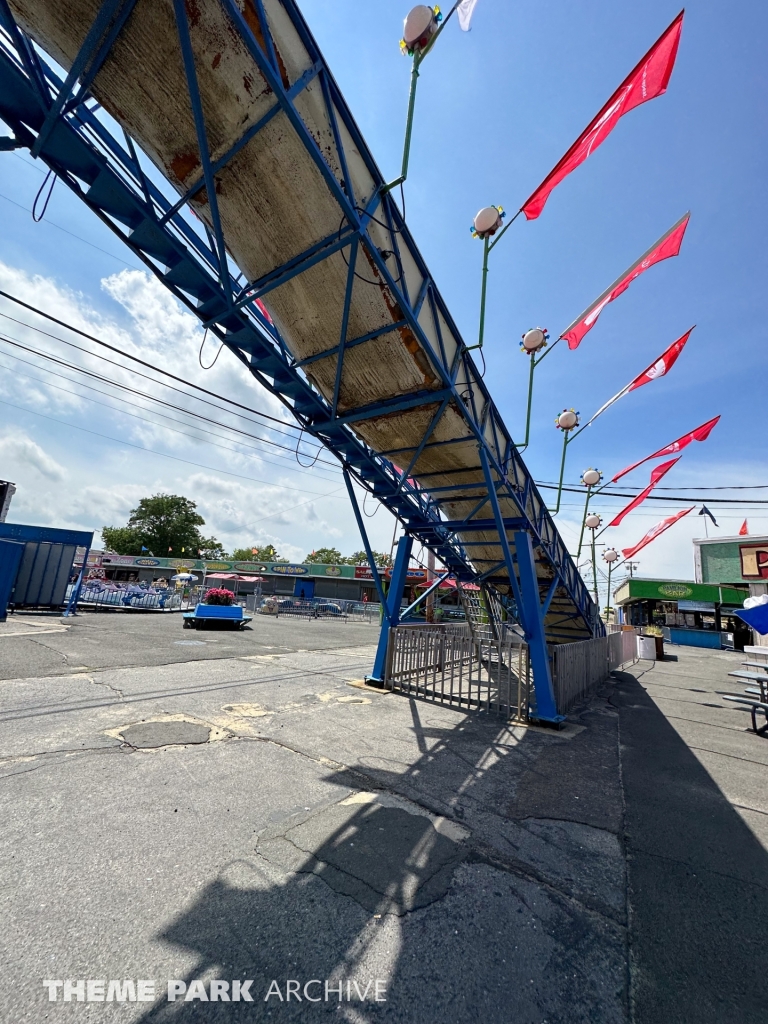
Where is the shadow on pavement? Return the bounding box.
[613,668,767,1024]
[131,669,767,1023]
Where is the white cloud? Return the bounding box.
[0,262,401,560]
[0,431,65,480]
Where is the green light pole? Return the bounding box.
[576,468,604,559]
[550,409,580,515]
[382,4,461,196]
[585,512,603,603]
[466,205,513,351]
[516,328,550,449]
[603,548,619,622]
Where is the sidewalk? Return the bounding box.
[613,647,768,1024]
[0,614,765,1022]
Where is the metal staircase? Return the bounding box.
[0,0,603,721]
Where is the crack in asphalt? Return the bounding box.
[0,659,372,722]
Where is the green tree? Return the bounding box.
[100,525,143,556]
[230,544,281,562]
[102,494,225,558]
[347,549,392,567]
[304,547,343,564]
[198,537,228,559]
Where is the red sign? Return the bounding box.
[354,566,381,579]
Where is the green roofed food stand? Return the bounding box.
[613,578,749,650]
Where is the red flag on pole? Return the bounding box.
[611,415,720,482]
[739,519,749,536]
[560,213,690,350]
[521,12,684,220]
[585,327,694,427]
[255,298,273,324]
[607,457,681,527]
[621,506,695,559]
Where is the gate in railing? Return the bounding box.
[384,624,530,722]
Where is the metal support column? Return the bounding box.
[370,534,414,685]
[63,540,91,616]
[513,530,562,724]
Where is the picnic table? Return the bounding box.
[721,655,768,735]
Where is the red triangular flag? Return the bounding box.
[561,214,690,350]
[607,457,681,527]
[739,519,749,536]
[585,327,694,426]
[627,328,693,392]
[621,506,695,559]
[521,12,684,220]
[612,415,720,482]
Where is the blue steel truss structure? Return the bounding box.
[0,0,602,722]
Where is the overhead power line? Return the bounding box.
[534,482,768,505]
[0,351,342,482]
[0,289,311,434]
[0,332,339,472]
[0,307,314,447]
[0,395,345,498]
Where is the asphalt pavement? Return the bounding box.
[0,611,765,1023]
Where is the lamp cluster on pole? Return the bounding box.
[384,4,700,628]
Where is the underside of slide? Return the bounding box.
[0,0,601,645]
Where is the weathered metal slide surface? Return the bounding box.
[0,0,600,643]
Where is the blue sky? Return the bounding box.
[0,0,766,586]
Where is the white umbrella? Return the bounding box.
[170,573,199,582]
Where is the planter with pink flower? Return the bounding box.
[182,587,252,630]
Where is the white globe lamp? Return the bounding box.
[473,206,503,239]
[582,468,602,487]
[402,5,437,50]
[521,327,547,353]
[557,409,579,431]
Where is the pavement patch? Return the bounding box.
[120,721,211,748]
[220,702,269,718]
[107,713,231,749]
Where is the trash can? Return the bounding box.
[637,635,657,661]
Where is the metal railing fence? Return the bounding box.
[66,582,184,611]
[256,597,375,622]
[384,623,530,721]
[552,628,637,714]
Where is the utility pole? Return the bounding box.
[426,547,435,623]
[626,561,639,578]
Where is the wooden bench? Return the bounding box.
[182,604,252,630]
